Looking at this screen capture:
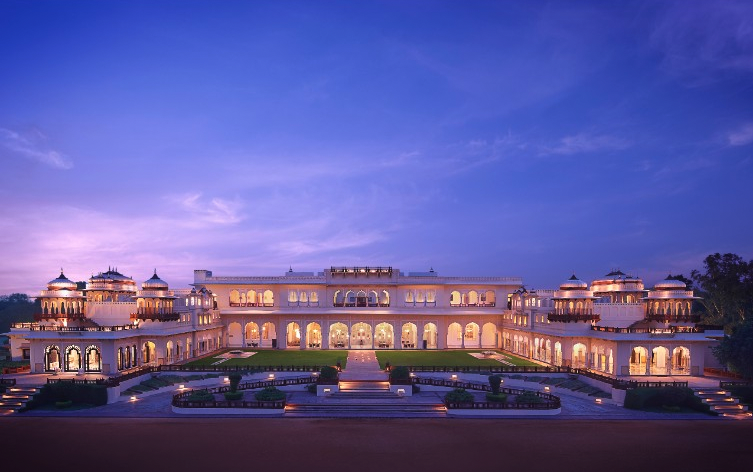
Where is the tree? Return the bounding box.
[691,253,753,329]
[712,319,753,379]
[0,293,38,333]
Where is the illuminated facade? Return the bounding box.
[6,267,722,377]
[7,269,223,375]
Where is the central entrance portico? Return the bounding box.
[350,322,372,349]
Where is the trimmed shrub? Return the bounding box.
[23,382,108,410]
[390,366,411,383]
[306,383,317,394]
[624,387,711,413]
[254,387,286,401]
[486,393,508,403]
[515,391,544,404]
[187,389,215,402]
[55,400,73,409]
[728,386,753,406]
[488,374,502,395]
[319,366,339,382]
[412,384,421,394]
[228,373,242,392]
[444,388,474,403]
[224,391,243,401]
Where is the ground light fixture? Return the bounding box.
[130,396,137,402]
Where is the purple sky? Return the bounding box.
[1,0,752,295]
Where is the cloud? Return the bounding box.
[650,0,753,84]
[727,122,753,146]
[541,133,631,155]
[0,127,73,169]
[169,193,245,225]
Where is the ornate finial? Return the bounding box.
[289,266,293,272]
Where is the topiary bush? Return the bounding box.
[254,387,286,401]
[319,365,339,383]
[306,383,317,394]
[444,388,474,403]
[228,373,242,392]
[390,366,411,384]
[488,374,502,395]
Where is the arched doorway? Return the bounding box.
[423,323,438,349]
[41,346,56,372]
[228,322,242,347]
[261,322,276,348]
[142,341,156,365]
[306,322,322,349]
[351,322,372,349]
[64,346,81,371]
[166,341,174,364]
[402,323,417,349]
[375,322,394,349]
[481,323,496,348]
[85,345,101,372]
[329,322,348,349]
[672,346,690,375]
[572,343,587,368]
[630,346,648,375]
[245,322,260,347]
[554,342,562,366]
[287,322,301,347]
[464,322,480,348]
[447,322,462,348]
[651,346,669,375]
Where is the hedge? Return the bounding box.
[624,387,710,413]
[23,382,108,411]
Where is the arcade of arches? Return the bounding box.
[224,320,496,350]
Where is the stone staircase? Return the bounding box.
[693,388,751,419]
[332,381,397,399]
[0,386,39,415]
[284,402,447,417]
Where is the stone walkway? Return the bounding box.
[339,350,388,381]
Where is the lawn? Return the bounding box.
[374,350,539,368]
[183,349,348,368]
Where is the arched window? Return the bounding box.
[405,290,415,304]
[229,290,240,306]
[85,345,101,372]
[333,290,344,307]
[263,290,274,306]
[288,290,298,304]
[381,290,390,306]
[450,291,461,306]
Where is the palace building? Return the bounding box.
[5,266,723,377]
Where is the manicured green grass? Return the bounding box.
[375,350,539,369]
[183,349,348,368]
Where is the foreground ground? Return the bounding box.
[2,417,751,470]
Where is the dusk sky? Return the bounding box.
[1,0,752,295]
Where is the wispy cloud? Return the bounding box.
[541,133,631,155]
[0,127,73,169]
[169,193,245,225]
[727,122,753,146]
[650,0,753,85]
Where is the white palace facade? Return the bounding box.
[6,266,723,377]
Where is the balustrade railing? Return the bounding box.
[172,375,315,409]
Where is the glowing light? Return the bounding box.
[268,373,275,379]
[130,396,137,402]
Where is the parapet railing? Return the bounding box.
[413,377,560,409]
[172,375,315,409]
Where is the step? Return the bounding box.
[720,411,753,418]
[284,403,446,417]
[712,404,748,412]
[338,381,390,391]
